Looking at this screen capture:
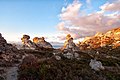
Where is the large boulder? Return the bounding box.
[89,59,105,71]
[33,37,53,48]
[21,35,36,49]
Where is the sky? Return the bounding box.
[0,0,120,43]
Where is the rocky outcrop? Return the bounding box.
[78,27,120,50]
[33,37,53,48]
[0,33,7,54]
[21,35,36,49]
[61,34,79,51]
[0,33,21,65]
[61,34,80,59]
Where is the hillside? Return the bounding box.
[78,27,120,50]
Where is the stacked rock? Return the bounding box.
[21,35,36,49]
[61,34,80,59]
[33,37,53,48]
[62,34,79,52]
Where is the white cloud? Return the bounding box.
[61,7,66,12]
[60,0,82,20]
[57,0,120,40]
[100,0,120,11]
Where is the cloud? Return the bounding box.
[60,0,82,20]
[100,0,120,11]
[57,0,120,40]
[57,35,66,41]
[57,22,69,31]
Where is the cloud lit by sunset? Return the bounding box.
[57,0,120,40]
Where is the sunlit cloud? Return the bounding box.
[100,0,120,12]
[56,0,120,40]
[60,0,82,20]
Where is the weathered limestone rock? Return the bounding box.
[89,59,105,71]
[21,35,36,49]
[63,52,74,59]
[33,37,53,48]
[61,34,80,59]
[78,27,120,50]
[61,34,79,51]
[0,33,21,65]
[54,55,61,60]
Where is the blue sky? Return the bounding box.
[0,0,64,33]
[0,0,67,42]
[0,0,119,42]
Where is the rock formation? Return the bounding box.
[61,34,80,59]
[21,35,36,49]
[78,27,120,50]
[0,33,21,64]
[89,59,105,71]
[61,34,79,51]
[33,37,53,48]
[0,33,7,54]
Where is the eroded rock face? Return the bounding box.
[78,27,120,50]
[33,37,52,48]
[0,33,7,54]
[21,35,36,49]
[0,33,21,65]
[89,59,105,71]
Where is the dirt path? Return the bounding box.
[1,57,24,80]
[5,66,18,80]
